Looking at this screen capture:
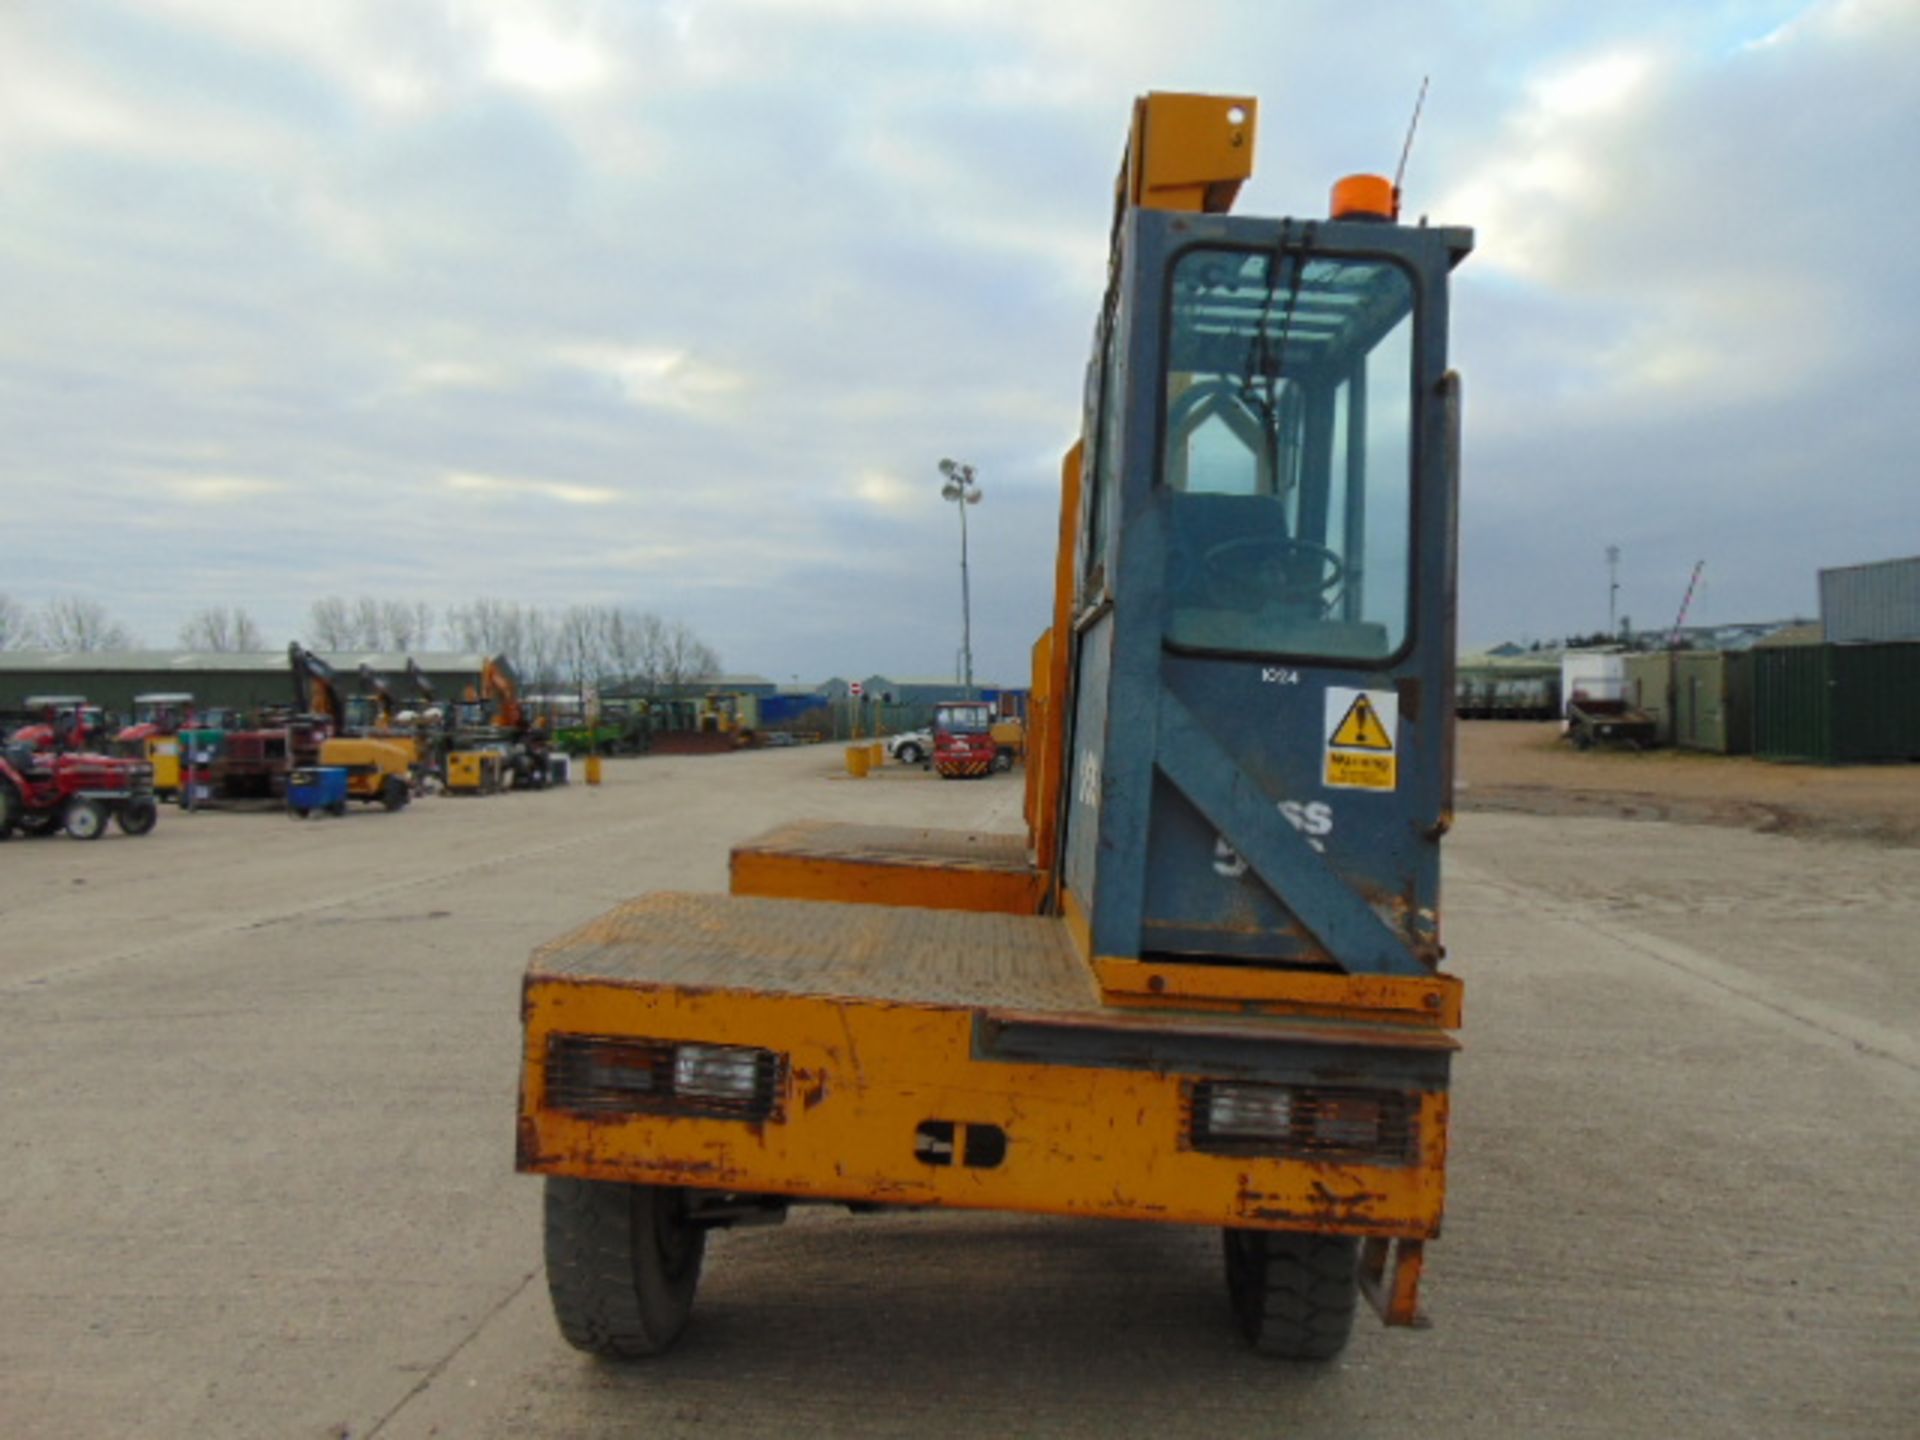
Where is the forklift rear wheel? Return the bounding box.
[63,798,109,841]
[380,776,409,811]
[118,797,158,836]
[1222,1229,1359,1361]
[544,1177,706,1359]
[289,806,311,820]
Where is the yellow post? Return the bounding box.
[586,689,603,786]
[845,745,871,778]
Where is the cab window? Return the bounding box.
[1161,248,1415,662]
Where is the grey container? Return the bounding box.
[1820,556,1920,644]
[1673,651,1752,755]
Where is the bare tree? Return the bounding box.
[381,599,433,650]
[308,596,356,649]
[39,598,134,651]
[658,619,720,695]
[349,597,383,649]
[521,607,558,692]
[0,594,36,649]
[179,606,265,651]
[557,605,606,703]
[441,598,716,698]
[602,607,652,693]
[446,598,520,653]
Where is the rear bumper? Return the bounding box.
[517,970,1452,1238]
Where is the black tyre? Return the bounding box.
[289,806,311,820]
[992,748,1014,773]
[896,743,922,765]
[544,1178,705,1359]
[1223,1230,1359,1361]
[326,800,347,817]
[117,796,158,836]
[63,798,109,841]
[0,781,18,838]
[380,775,409,811]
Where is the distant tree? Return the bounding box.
[658,619,720,695]
[557,605,605,702]
[308,595,435,651]
[442,598,716,698]
[308,596,357,649]
[382,600,434,651]
[39,598,134,651]
[0,593,36,649]
[179,606,265,651]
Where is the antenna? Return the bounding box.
[1392,75,1430,211]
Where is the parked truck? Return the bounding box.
[516,91,1470,1361]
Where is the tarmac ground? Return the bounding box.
[0,742,1913,1438]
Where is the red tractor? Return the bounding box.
[0,741,158,840]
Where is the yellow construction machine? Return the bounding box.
[292,646,414,811]
[517,91,1471,1361]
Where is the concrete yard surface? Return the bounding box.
[0,746,1913,1438]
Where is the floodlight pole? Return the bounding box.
[939,459,980,698]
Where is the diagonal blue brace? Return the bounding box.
[1155,691,1427,976]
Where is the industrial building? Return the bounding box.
[0,650,491,720]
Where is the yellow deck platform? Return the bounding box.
[519,892,1455,1235]
[728,820,1046,914]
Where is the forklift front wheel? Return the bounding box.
[380,776,410,811]
[544,1178,706,1359]
[1223,1229,1359,1361]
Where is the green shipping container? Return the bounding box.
[1673,651,1752,755]
[1624,653,1675,745]
[1753,643,1920,764]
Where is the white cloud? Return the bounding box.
[442,471,621,506]
[849,469,914,511]
[476,2,613,95]
[162,475,285,502]
[548,343,747,414]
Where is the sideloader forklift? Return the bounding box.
[517,91,1471,1360]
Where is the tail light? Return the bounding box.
[544,1034,784,1122]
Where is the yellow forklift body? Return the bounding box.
[519,893,1451,1237]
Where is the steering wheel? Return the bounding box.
[1200,536,1345,615]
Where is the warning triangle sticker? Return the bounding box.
[1330,694,1393,751]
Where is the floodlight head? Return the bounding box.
[965,489,982,504]
[938,458,958,477]
[941,482,963,501]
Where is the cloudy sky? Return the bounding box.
[1,0,1913,681]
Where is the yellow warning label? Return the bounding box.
[1330,694,1394,751]
[1326,750,1397,790]
[1324,687,1398,790]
